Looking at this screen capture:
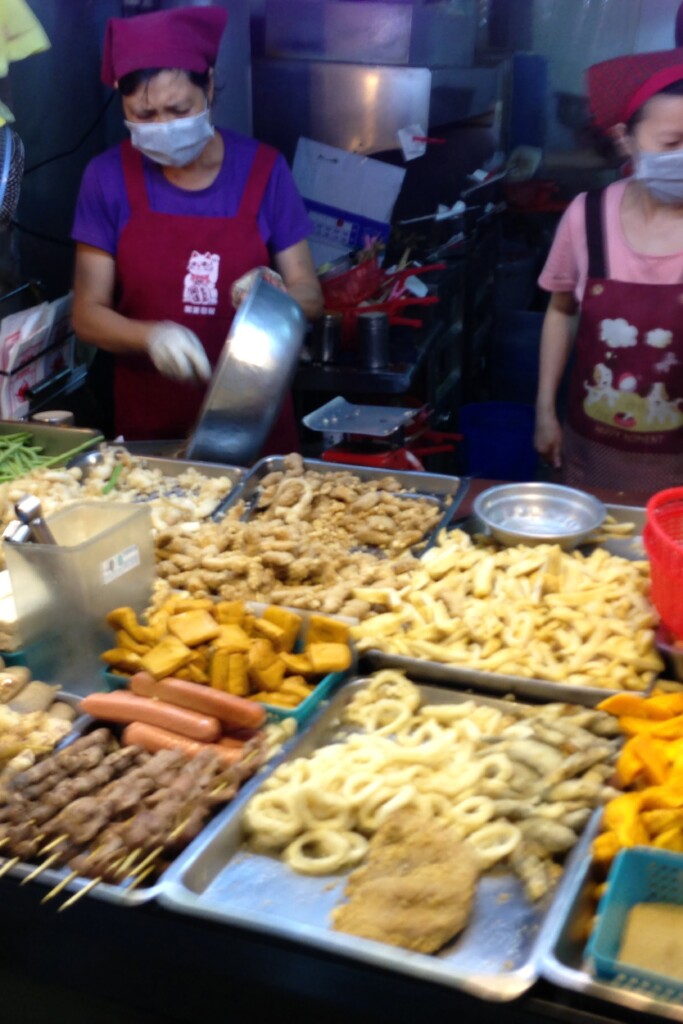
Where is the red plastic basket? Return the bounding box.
[644,487,683,640]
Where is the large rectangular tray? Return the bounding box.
[157,680,583,1002]
[538,811,683,1022]
[69,448,245,487]
[363,504,648,709]
[210,456,469,544]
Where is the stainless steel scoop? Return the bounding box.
[14,495,57,544]
[186,273,307,466]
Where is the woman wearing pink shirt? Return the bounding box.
[535,50,683,492]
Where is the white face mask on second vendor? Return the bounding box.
[633,147,683,203]
[125,106,214,167]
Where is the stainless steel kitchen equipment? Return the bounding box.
[473,482,606,551]
[185,275,307,466]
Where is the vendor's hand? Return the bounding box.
[534,409,563,469]
[231,267,286,309]
[147,322,211,384]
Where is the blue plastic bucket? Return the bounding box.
[459,401,537,481]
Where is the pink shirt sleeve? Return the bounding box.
[538,192,589,302]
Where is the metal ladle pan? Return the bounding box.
[185,273,307,466]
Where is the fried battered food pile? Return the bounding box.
[332,811,480,953]
[154,454,439,617]
[0,446,234,567]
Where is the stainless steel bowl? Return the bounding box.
[472,482,606,550]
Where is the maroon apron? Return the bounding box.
[113,138,300,452]
[564,187,683,491]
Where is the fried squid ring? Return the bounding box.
[284,828,366,875]
[356,784,417,833]
[292,785,352,830]
[450,795,495,835]
[359,698,413,735]
[243,790,303,848]
[341,773,384,807]
[467,821,522,869]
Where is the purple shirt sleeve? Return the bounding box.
[71,130,312,258]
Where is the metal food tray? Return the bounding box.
[0,420,102,464]
[538,811,683,1022]
[70,448,244,489]
[157,680,580,1002]
[210,456,468,546]
[364,503,648,709]
[1,706,166,906]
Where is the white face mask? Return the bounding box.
[124,106,214,167]
[633,147,683,204]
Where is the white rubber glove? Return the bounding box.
[231,266,285,309]
[147,322,211,383]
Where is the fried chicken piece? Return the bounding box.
[331,812,480,954]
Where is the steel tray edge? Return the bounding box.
[154,679,592,1002]
[361,651,623,708]
[210,457,469,541]
[538,811,683,1022]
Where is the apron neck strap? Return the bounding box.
[585,186,608,280]
[237,144,278,219]
[120,139,149,213]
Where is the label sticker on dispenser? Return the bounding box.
[101,544,141,584]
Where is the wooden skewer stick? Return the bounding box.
[115,847,141,878]
[125,863,156,892]
[20,851,62,885]
[38,833,68,856]
[0,837,8,849]
[127,845,163,878]
[57,876,102,912]
[41,869,79,904]
[167,814,193,843]
[0,856,20,877]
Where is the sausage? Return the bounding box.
[129,672,266,730]
[121,722,244,765]
[80,691,221,742]
[217,735,245,751]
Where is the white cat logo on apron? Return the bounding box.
[183,250,220,315]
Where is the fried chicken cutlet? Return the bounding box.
[331,812,480,953]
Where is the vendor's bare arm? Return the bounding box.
[534,291,579,466]
[72,243,154,355]
[275,239,324,320]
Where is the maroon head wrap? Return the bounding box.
[587,49,683,134]
[101,5,228,88]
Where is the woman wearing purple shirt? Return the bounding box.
[71,5,322,442]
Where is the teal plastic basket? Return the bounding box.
[586,846,683,1003]
[102,668,348,726]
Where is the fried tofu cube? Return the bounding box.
[115,630,151,656]
[214,600,246,626]
[100,647,144,674]
[247,640,286,691]
[280,652,316,677]
[213,624,251,653]
[173,597,216,613]
[279,676,314,700]
[252,618,288,650]
[262,606,302,652]
[167,609,221,647]
[227,653,249,697]
[187,662,210,685]
[140,636,194,679]
[306,642,352,674]
[106,607,156,645]
[306,615,350,646]
[242,613,257,636]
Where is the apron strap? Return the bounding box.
[238,144,278,220]
[120,139,150,214]
[585,186,608,280]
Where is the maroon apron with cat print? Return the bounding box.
[113,139,300,452]
[563,188,683,490]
